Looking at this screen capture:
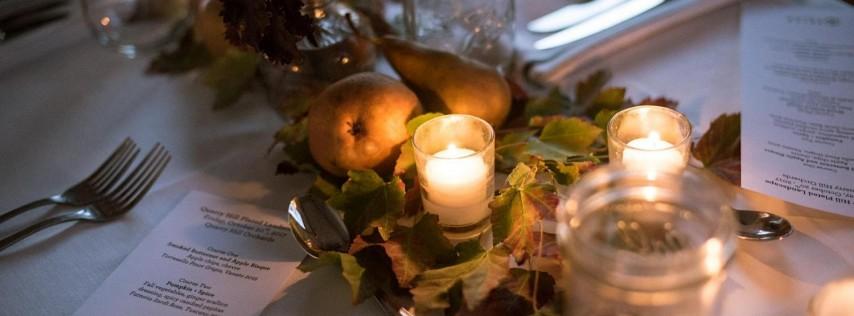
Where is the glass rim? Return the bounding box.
[606,105,693,152]
[412,114,495,160]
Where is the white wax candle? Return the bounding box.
[622,131,685,172]
[423,144,490,226]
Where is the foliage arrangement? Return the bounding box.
[143,2,744,314]
[272,70,742,315]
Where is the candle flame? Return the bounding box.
[648,131,661,141]
[447,143,458,150]
[642,186,657,201]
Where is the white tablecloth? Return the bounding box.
[1,2,852,316]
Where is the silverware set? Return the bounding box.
[0,138,170,252]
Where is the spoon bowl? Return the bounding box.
[733,208,793,241]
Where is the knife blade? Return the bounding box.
[527,0,628,33]
[534,0,666,50]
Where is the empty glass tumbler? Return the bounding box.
[82,0,194,58]
[557,166,737,316]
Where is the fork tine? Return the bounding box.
[106,143,162,203]
[115,145,166,205]
[92,147,140,194]
[86,138,136,186]
[119,151,170,211]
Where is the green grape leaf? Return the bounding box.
[147,32,213,74]
[524,87,572,119]
[693,113,741,185]
[527,118,602,161]
[406,112,444,136]
[328,170,405,240]
[411,246,510,312]
[592,87,626,110]
[490,164,559,261]
[495,130,537,171]
[539,117,603,152]
[394,113,444,181]
[202,49,259,109]
[297,252,367,303]
[593,109,618,130]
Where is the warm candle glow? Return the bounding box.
[423,144,490,226]
[622,130,685,172]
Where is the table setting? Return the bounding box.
[1,0,853,315]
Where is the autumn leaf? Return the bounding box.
[590,87,626,114]
[298,252,367,303]
[349,214,455,287]
[202,49,259,109]
[490,164,559,261]
[593,109,618,130]
[147,32,213,74]
[637,97,679,109]
[524,87,572,119]
[394,113,444,181]
[527,118,602,161]
[411,246,510,312]
[693,113,741,184]
[328,170,405,240]
[503,268,556,309]
[543,160,580,187]
[575,70,611,110]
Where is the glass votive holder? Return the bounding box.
[413,114,495,240]
[809,277,854,316]
[607,105,692,173]
[557,165,736,316]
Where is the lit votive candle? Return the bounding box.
[607,105,692,173]
[413,115,495,238]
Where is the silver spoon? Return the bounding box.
[733,208,793,241]
[286,194,350,257]
[287,194,411,316]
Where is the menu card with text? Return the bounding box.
[74,191,304,316]
[741,2,854,217]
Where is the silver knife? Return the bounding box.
[534,0,666,50]
[527,0,629,33]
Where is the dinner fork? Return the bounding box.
[0,143,170,252]
[0,138,139,225]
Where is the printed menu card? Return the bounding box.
[74,191,303,316]
[741,2,854,216]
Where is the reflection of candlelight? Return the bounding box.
[423,144,490,226]
[622,131,685,172]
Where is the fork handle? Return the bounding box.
[0,196,60,225]
[0,213,80,252]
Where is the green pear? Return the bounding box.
[379,36,511,127]
[308,72,422,176]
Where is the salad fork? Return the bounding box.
[0,143,170,252]
[0,138,139,225]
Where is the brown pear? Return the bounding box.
[308,72,422,176]
[379,36,511,127]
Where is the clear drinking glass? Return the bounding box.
[261,0,376,120]
[402,0,515,72]
[81,0,194,58]
[557,165,736,316]
[413,114,495,240]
